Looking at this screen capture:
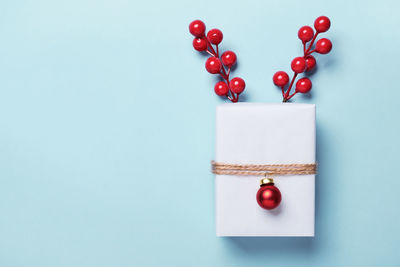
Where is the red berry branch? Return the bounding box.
[273,16,332,102]
[189,20,245,103]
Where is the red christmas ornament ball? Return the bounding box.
[314,16,331,33]
[305,55,316,71]
[229,77,246,94]
[192,37,207,51]
[291,57,307,73]
[298,26,314,42]
[316,38,332,54]
[189,20,206,37]
[296,77,312,93]
[256,178,281,210]
[214,81,229,96]
[207,29,223,45]
[205,57,222,74]
[221,51,237,67]
[273,71,289,87]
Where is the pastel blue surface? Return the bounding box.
[0,0,399,266]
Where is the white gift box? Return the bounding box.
[215,103,316,236]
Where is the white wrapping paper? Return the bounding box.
[215,103,315,236]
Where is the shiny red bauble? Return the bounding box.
[189,20,206,37]
[214,81,229,96]
[291,57,306,73]
[316,38,332,54]
[273,71,289,86]
[298,26,314,42]
[192,37,207,51]
[314,16,331,33]
[221,51,237,67]
[229,77,245,94]
[296,77,312,93]
[205,57,222,74]
[305,55,316,71]
[256,179,281,210]
[207,29,223,45]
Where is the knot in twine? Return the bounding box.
[211,161,317,176]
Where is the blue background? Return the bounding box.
[0,0,399,266]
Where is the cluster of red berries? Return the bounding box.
[273,16,332,102]
[189,20,245,102]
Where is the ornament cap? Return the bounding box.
[260,178,274,186]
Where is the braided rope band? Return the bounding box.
[211,161,317,176]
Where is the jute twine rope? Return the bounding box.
[211,161,317,176]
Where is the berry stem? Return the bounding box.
[231,93,237,102]
[284,29,317,102]
[221,65,229,79]
[205,35,239,103]
[204,38,237,103]
[305,32,319,55]
[227,91,238,102]
[286,91,298,101]
[307,49,316,55]
[218,65,237,103]
[284,72,298,101]
[190,20,245,103]
[205,38,218,57]
[206,50,214,57]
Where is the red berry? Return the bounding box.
[189,20,206,37]
[273,71,289,86]
[192,37,207,51]
[291,57,306,73]
[296,78,312,93]
[207,29,223,45]
[298,26,314,42]
[214,81,229,96]
[221,51,237,67]
[315,38,332,54]
[314,16,331,33]
[229,77,245,94]
[205,57,222,74]
[305,55,316,71]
